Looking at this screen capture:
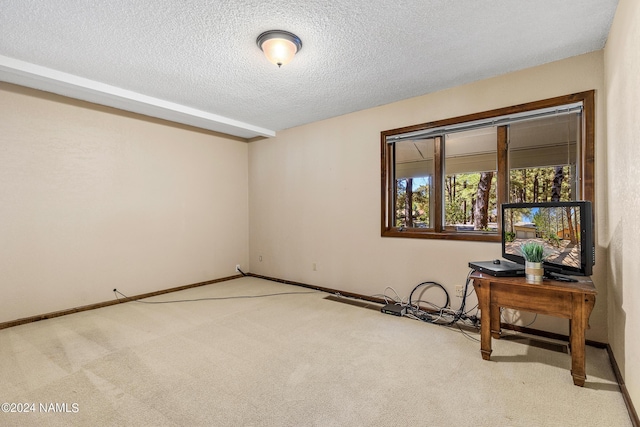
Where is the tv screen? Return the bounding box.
[502,201,594,276]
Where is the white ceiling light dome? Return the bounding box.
[257,30,302,68]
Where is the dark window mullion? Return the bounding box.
[433,136,444,232]
[497,125,509,235]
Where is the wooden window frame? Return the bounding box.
[380,90,595,242]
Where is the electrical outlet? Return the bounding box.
[312,262,317,271]
[236,264,241,272]
[455,285,464,298]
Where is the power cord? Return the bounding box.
[371,286,408,305]
[112,288,318,304]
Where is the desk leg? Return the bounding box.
[491,304,501,339]
[475,280,492,361]
[570,293,596,386]
[570,293,587,386]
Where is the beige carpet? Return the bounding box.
[0,277,631,426]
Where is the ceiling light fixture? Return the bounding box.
[256,30,302,68]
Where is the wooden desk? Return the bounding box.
[470,271,596,386]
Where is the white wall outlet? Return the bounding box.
[236,264,241,272]
[312,262,317,271]
[455,285,464,298]
[259,255,263,262]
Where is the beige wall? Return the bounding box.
[604,0,640,410]
[249,51,608,342]
[0,83,249,323]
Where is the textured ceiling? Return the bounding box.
[0,0,619,139]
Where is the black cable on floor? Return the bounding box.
[113,289,317,304]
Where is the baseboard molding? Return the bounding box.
[0,274,242,330]
[607,345,640,427]
[247,273,389,305]
[499,322,607,348]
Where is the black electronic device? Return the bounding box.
[501,201,595,276]
[468,259,525,277]
[381,303,406,316]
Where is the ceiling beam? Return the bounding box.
[0,55,275,139]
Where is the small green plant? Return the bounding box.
[521,242,546,263]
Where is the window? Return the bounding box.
[508,112,581,203]
[444,128,497,232]
[381,91,594,241]
[393,138,434,228]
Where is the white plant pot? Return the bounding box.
[525,261,544,283]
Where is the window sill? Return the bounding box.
[381,229,501,242]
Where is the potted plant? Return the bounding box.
[521,242,546,283]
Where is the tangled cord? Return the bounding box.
[404,270,478,327]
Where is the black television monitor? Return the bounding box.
[502,201,594,277]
